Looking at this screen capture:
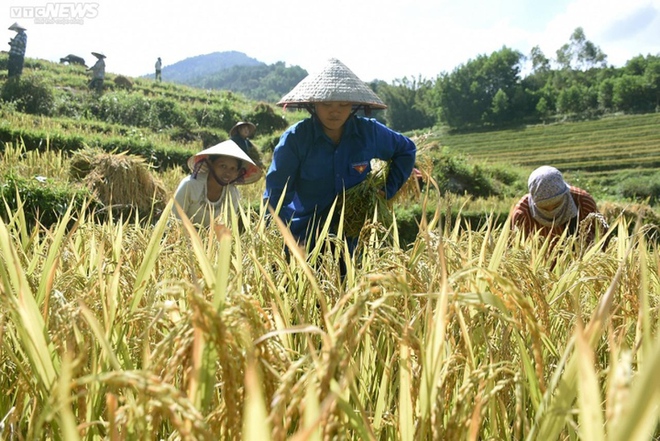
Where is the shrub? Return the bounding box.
[191,103,241,132]
[168,127,227,148]
[431,148,525,199]
[433,150,495,197]
[154,98,194,129]
[247,102,289,135]
[1,74,55,115]
[261,133,283,153]
[90,92,158,127]
[0,172,95,229]
[617,173,660,203]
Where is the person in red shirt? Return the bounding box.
[511,165,607,243]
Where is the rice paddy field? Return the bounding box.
[2,58,660,439]
[428,113,660,181]
[1,142,660,440]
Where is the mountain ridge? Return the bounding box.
[144,50,264,83]
[143,50,308,102]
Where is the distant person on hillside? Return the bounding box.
[7,22,27,78]
[229,121,264,169]
[87,52,106,93]
[510,165,608,245]
[174,139,262,227]
[155,57,162,82]
[263,58,416,256]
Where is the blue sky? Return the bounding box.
[4,0,659,82]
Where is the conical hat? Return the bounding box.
[91,52,106,59]
[277,58,386,110]
[187,140,262,185]
[9,22,26,31]
[229,121,256,138]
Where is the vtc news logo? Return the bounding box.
[10,3,99,24]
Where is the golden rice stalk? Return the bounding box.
[340,147,429,238]
[341,159,420,238]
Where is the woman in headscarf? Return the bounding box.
[174,139,262,227]
[263,58,416,254]
[510,165,606,242]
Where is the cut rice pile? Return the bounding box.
[70,147,169,214]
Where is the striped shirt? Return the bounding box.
[9,31,27,56]
[511,186,600,239]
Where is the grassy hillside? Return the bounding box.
[0,55,315,168]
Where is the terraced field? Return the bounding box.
[431,113,660,173]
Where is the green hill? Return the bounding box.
[139,51,308,103]
[148,51,263,83]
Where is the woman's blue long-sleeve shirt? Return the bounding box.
[263,115,416,241]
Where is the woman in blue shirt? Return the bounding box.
[264,58,416,253]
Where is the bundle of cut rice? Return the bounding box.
[340,161,392,237]
[70,147,168,214]
[340,149,431,237]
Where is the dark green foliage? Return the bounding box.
[557,84,589,114]
[191,61,308,102]
[0,173,96,229]
[88,92,194,130]
[0,123,192,170]
[431,147,525,198]
[168,127,228,148]
[375,77,436,132]
[432,31,659,130]
[616,172,660,204]
[434,46,525,130]
[190,103,241,132]
[261,133,283,153]
[1,74,55,115]
[613,75,654,112]
[154,98,194,129]
[247,103,289,134]
[393,202,508,247]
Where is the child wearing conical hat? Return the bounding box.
[174,139,262,227]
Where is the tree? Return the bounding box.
[491,89,510,124]
[434,46,524,130]
[556,84,587,114]
[536,97,550,122]
[555,27,607,71]
[598,79,615,111]
[376,76,436,132]
[643,55,660,110]
[530,45,551,73]
[613,75,652,112]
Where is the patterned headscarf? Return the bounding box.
[528,166,578,227]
